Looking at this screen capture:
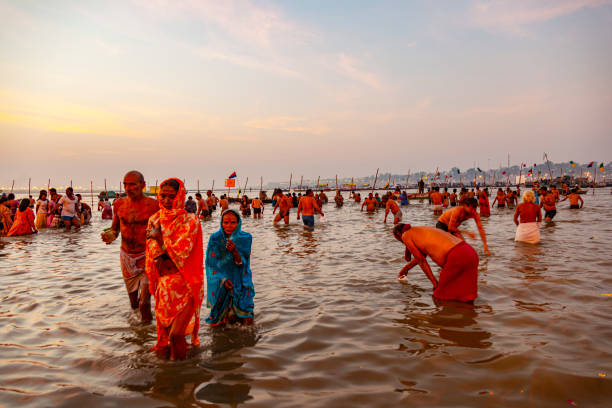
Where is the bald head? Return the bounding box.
[125,170,145,183]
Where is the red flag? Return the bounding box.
[228,171,237,179]
[502,171,507,175]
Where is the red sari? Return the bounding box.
[7,208,36,236]
[145,178,204,351]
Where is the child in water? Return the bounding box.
[205,209,255,326]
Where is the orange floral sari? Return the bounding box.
[145,178,204,350]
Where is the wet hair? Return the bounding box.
[19,198,30,212]
[522,190,535,203]
[0,197,6,204]
[188,196,193,200]
[66,187,73,193]
[464,198,478,208]
[8,193,14,200]
[195,193,202,198]
[50,188,57,194]
[393,223,411,241]
[39,190,47,199]
[161,179,180,192]
[125,170,145,183]
[453,188,457,193]
[540,186,547,192]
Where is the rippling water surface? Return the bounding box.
[1,190,611,407]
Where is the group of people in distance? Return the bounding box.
[2,171,588,360]
[0,187,93,236]
[392,180,586,304]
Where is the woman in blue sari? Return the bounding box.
[205,209,255,326]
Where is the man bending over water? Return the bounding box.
[393,224,479,302]
[436,198,490,255]
[101,171,158,323]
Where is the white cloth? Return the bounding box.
[515,222,540,244]
[36,199,48,214]
[58,196,78,217]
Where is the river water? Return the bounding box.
[1,189,611,407]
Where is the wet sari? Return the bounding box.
[145,178,204,350]
[7,208,36,236]
[205,209,254,326]
[0,204,13,236]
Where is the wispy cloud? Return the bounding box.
[336,53,382,89]
[244,116,329,135]
[468,0,612,33]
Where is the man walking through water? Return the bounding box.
[101,171,159,323]
[297,189,324,229]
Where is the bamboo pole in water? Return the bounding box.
[104,179,107,192]
[47,178,50,192]
[211,179,215,194]
[28,178,31,197]
[90,181,94,207]
[299,176,303,192]
[260,176,263,192]
[316,176,320,190]
[197,179,200,194]
[288,173,292,193]
[10,180,14,194]
[335,174,338,190]
[371,168,379,193]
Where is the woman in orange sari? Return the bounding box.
[0,197,13,236]
[8,199,37,236]
[145,178,204,360]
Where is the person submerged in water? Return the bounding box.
[145,178,204,360]
[539,187,557,222]
[393,224,479,302]
[7,199,37,236]
[560,188,584,209]
[205,209,255,327]
[513,190,542,244]
[361,193,379,212]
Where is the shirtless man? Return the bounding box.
[195,193,209,219]
[393,224,479,302]
[251,196,264,219]
[219,194,229,212]
[491,188,506,208]
[361,193,379,212]
[551,186,561,202]
[297,189,324,229]
[319,191,328,204]
[273,192,293,224]
[560,188,584,209]
[449,189,458,207]
[384,194,403,224]
[435,198,490,255]
[539,187,557,221]
[206,190,216,213]
[430,187,443,215]
[101,171,158,323]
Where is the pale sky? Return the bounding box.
[1,0,611,191]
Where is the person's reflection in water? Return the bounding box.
[194,327,259,405]
[430,298,492,349]
[394,296,492,351]
[295,229,319,258]
[512,242,544,280]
